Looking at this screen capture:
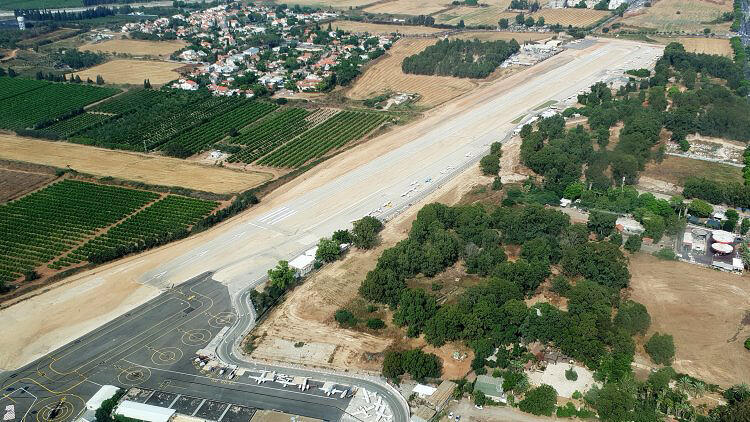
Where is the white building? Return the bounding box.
[114,401,175,422]
[616,217,645,235]
[289,254,315,277]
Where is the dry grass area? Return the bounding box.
[449,31,551,42]
[363,0,452,15]
[347,38,477,106]
[436,6,516,26]
[80,39,187,57]
[629,254,750,387]
[621,0,733,34]
[0,134,272,194]
[655,37,733,56]
[640,155,743,187]
[531,8,611,26]
[331,20,445,34]
[72,59,182,85]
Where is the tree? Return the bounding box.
[645,332,675,365]
[741,218,750,235]
[518,384,557,416]
[524,16,535,27]
[473,390,487,406]
[334,309,358,327]
[332,229,353,244]
[352,216,383,249]
[8,67,16,77]
[687,199,713,217]
[96,74,104,85]
[366,318,385,329]
[561,241,630,290]
[536,16,545,26]
[316,237,340,262]
[268,260,295,290]
[563,181,584,200]
[588,210,617,238]
[479,153,500,175]
[595,380,636,421]
[393,288,438,337]
[499,18,509,29]
[609,232,623,246]
[515,13,525,25]
[143,79,152,89]
[614,300,651,335]
[624,235,642,253]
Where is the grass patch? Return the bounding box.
[641,155,743,186]
[511,114,527,124]
[533,100,557,110]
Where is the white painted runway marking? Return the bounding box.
[257,207,297,225]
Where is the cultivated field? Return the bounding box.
[0,134,272,194]
[0,167,55,203]
[363,0,453,15]
[72,59,182,85]
[347,38,477,106]
[531,8,611,26]
[621,0,733,34]
[80,39,188,57]
[331,20,445,34]
[656,37,733,56]
[436,6,517,26]
[629,255,750,387]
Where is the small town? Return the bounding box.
[119,4,397,96]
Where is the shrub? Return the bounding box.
[334,309,358,327]
[366,318,385,329]
[653,247,677,261]
[614,300,651,335]
[645,332,675,365]
[565,367,578,381]
[492,176,503,191]
[624,235,642,253]
[744,337,750,350]
[480,153,500,175]
[550,275,571,296]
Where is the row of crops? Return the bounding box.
[0,81,119,130]
[57,195,218,268]
[89,88,166,115]
[0,76,50,101]
[44,112,114,138]
[257,111,388,168]
[226,108,312,164]
[157,101,278,157]
[0,180,159,284]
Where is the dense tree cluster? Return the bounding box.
[14,7,121,21]
[382,349,441,382]
[402,38,519,79]
[683,177,750,209]
[53,49,105,70]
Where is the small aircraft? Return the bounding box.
[277,379,296,388]
[249,370,275,384]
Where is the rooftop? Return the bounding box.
[114,401,175,422]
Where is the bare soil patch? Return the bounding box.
[0,134,272,194]
[80,39,187,57]
[0,167,56,203]
[628,254,750,387]
[640,155,743,187]
[531,8,611,26]
[347,38,477,106]
[331,20,445,35]
[621,0,733,34]
[655,37,732,56]
[72,59,182,85]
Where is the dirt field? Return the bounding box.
[80,39,187,57]
[331,20,445,34]
[363,0,453,15]
[640,155,743,187]
[629,254,750,387]
[0,168,55,203]
[274,0,378,8]
[347,38,477,106]
[0,134,272,194]
[72,59,182,85]
[531,8,611,26]
[621,0,733,34]
[654,37,733,56]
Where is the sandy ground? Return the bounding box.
[0,134,272,194]
[629,254,750,387]
[363,0,452,15]
[347,38,477,106]
[332,20,445,35]
[655,37,732,56]
[0,39,662,372]
[0,273,159,370]
[621,0,733,34]
[72,59,182,85]
[80,39,187,57]
[527,363,596,398]
[451,399,554,422]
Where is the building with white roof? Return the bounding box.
[114,401,175,422]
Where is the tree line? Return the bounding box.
[401,38,520,79]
